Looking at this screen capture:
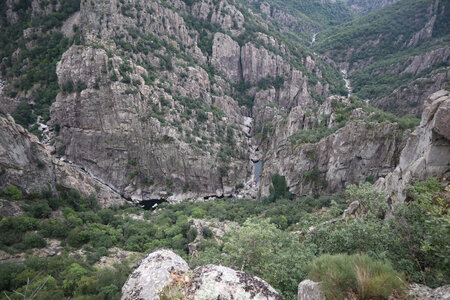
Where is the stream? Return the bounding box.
[311,33,317,46]
[341,69,352,98]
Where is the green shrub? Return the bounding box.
[26,200,52,218]
[187,228,198,242]
[2,216,40,232]
[308,254,405,300]
[217,218,315,299]
[22,232,47,249]
[40,220,69,238]
[12,102,36,127]
[0,263,26,292]
[3,185,23,200]
[268,174,290,201]
[202,226,213,239]
[67,228,90,247]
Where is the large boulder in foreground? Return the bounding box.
[188,264,282,300]
[121,249,282,300]
[121,249,190,300]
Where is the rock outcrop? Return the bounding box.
[51,44,250,203]
[297,280,325,300]
[187,264,282,300]
[375,68,450,116]
[121,249,190,300]
[408,283,450,300]
[46,0,339,203]
[0,199,24,218]
[121,248,282,300]
[0,115,126,207]
[375,89,450,205]
[257,96,404,197]
[297,280,450,300]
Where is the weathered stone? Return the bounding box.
[0,199,24,218]
[121,249,190,300]
[121,249,282,300]
[211,33,242,83]
[0,115,126,207]
[260,120,403,197]
[188,264,282,300]
[408,283,450,300]
[298,280,325,300]
[375,90,450,205]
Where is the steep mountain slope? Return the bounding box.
[0,114,125,207]
[244,0,354,42]
[315,0,450,116]
[241,0,400,45]
[35,0,353,202]
[0,0,442,204]
[341,0,399,15]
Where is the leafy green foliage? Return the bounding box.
[268,174,290,201]
[11,102,36,127]
[1,185,23,201]
[246,0,354,39]
[194,218,315,299]
[1,1,81,129]
[0,179,447,299]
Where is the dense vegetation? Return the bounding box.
[0,178,448,299]
[289,95,419,145]
[0,0,81,126]
[314,0,450,111]
[315,0,449,61]
[244,0,354,42]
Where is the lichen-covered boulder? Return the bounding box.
[297,280,325,300]
[408,283,450,300]
[121,249,282,300]
[121,249,190,300]
[187,264,282,300]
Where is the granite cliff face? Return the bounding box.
[255,95,405,197]
[1,0,448,206]
[0,115,125,207]
[47,0,344,203]
[375,89,450,205]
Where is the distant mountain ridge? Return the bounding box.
[315,0,450,115]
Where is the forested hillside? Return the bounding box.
[315,0,450,115]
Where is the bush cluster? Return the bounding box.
[0,178,447,299]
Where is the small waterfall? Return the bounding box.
[311,33,317,46]
[341,69,352,98]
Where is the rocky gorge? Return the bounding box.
[0,0,449,299]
